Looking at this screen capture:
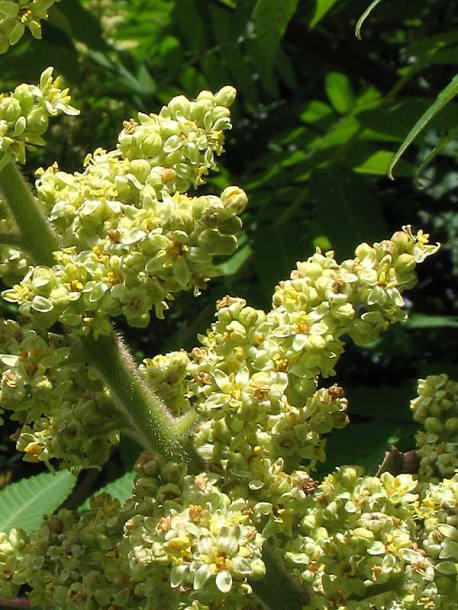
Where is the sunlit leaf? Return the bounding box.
[252,0,300,85]
[310,0,339,28]
[0,470,76,534]
[389,74,458,179]
[325,72,355,115]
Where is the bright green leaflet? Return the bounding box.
[389,74,458,179]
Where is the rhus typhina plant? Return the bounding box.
[0,6,458,610]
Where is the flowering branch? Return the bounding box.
[0,61,454,610]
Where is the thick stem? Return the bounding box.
[0,232,23,248]
[0,159,201,468]
[82,332,202,470]
[0,159,60,266]
[253,544,309,610]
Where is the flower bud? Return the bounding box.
[192,98,213,125]
[221,186,248,216]
[391,229,411,253]
[128,159,151,183]
[395,253,415,272]
[355,242,373,259]
[26,107,48,135]
[198,229,236,255]
[138,131,162,158]
[13,83,35,114]
[424,416,443,435]
[215,86,237,107]
[167,95,192,119]
[0,96,21,122]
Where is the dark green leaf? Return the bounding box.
[318,419,417,477]
[252,0,300,86]
[173,0,207,56]
[310,165,387,257]
[407,314,458,328]
[346,385,416,421]
[253,223,309,296]
[51,0,109,51]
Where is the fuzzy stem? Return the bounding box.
[0,159,60,266]
[82,332,202,470]
[0,232,23,248]
[253,544,309,610]
[0,158,201,468]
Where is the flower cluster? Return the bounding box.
[1,85,246,334]
[0,62,451,610]
[3,452,265,610]
[0,66,78,167]
[0,0,60,54]
[126,452,265,608]
[152,228,438,492]
[5,457,457,610]
[419,474,458,605]
[0,318,122,469]
[0,527,27,599]
[9,494,135,609]
[411,374,458,481]
[284,466,439,610]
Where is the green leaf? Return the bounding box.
[355,0,385,40]
[231,0,257,43]
[228,45,259,106]
[309,0,339,28]
[358,98,458,142]
[353,150,415,177]
[346,385,416,421]
[325,72,355,115]
[406,31,458,64]
[209,2,232,45]
[103,471,134,505]
[253,0,300,84]
[218,243,252,276]
[317,418,417,477]
[406,314,458,329]
[253,223,309,297]
[173,0,208,56]
[414,124,458,182]
[51,0,109,51]
[310,165,386,257]
[389,74,458,179]
[0,470,76,534]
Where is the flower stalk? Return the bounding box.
[82,331,202,469]
[0,158,60,266]
[0,156,200,468]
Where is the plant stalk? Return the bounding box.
[0,159,200,468]
[0,159,60,266]
[82,332,202,470]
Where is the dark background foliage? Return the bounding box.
[1,0,458,484]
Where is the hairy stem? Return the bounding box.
[253,544,309,610]
[0,159,60,266]
[0,159,201,468]
[82,332,202,470]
